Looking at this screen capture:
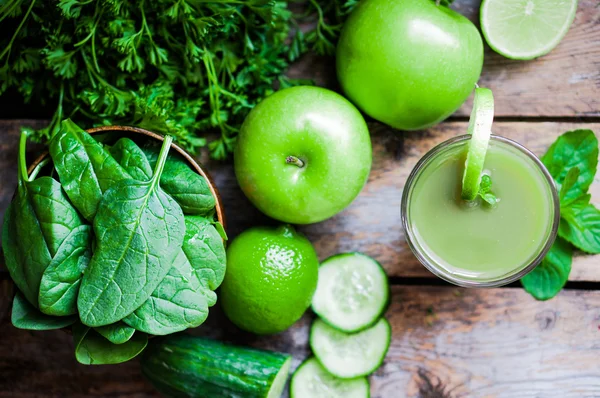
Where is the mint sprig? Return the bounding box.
[521,129,599,300]
[477,174,497,206]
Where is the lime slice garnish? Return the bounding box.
[461,87,494,201]
[480,0,578,60]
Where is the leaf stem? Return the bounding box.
[153,135,174,184]
[0,0,37,64]
[18,130,29,183]
[29,158,51,180]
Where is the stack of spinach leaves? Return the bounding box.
[2,119,226,365]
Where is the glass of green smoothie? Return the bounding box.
[401,134,560,287]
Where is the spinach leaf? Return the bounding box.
[541,130,598,206]
[28,177,86,257]
[49,119,131,221]
[559,202,600,254]
[95,322,136,345]
[3,133,53,306]
[143,147,216,215]
[110,138,153,181]
[77,135,185,327]
[38,225,92,316]
[11,292,77,330]
[123,216,225,335]
[123,250,211,335]
[521,237,572,301]
[183,216,227,291]
[73,322,148,365]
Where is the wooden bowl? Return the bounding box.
[27,125,225,228]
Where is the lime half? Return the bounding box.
[461,87,494,201]
[481,0,578,60]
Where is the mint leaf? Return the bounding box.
[521,237,572,301]
[559,202,600,254]
[559,167,580,204]
[541,130,598,206]
[477,175,497,206]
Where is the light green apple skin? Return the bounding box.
[234,86,372,225]
[336,0,484,131]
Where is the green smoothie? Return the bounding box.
[403,136,558,285]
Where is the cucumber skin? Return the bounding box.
[310,318,392,379]
[142,335,291,398]
[290,358,370,398]
[312,252,391,333]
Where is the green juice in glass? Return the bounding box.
[402,135,559,287]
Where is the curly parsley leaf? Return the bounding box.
[2,0,346,159]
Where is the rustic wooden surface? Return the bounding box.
[1,0,600,396]
[290,0,600,118]
[2,282,600,397]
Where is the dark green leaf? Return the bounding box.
[521,237,572,301]
[541,129,598,205]
[560,203,600,254]
[2,133,53,306]
[49,119,131,221]
[73,322,147,365]
[95,322,136,345]
[110,137,153,181]
[77,136,185,327]
[183,216,227,291]
[123,250,211,335]
[143,147,216,215]
[123,216,226,335]
[11,292,77,330]
[38,225,92,316]
[28,176,86,257]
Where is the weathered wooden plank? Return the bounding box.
[453,0,600,118]
[289,0,600,118]
[1,284,599,397]
[0,121,599,282]
[207,121,600,282]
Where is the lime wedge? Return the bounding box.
[461,87,494,201]
[481,0,578,60]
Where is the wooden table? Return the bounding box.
[1,1,599,396]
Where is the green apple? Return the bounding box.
[336,0,484,131]
[234,86,372,224]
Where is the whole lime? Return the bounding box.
[220,225,319,334]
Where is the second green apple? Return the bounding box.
[234,86,372,224]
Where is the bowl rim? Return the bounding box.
[27,125,225,229]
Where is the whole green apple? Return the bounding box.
[234,86,372,224]
[336,0,484,131]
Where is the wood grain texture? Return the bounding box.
[289,0,600,118]
[1,284,599,397]
[1,121,598,282]
[204,121,600,282]
[453,0,600,118]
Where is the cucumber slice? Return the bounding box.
[290,357,370,398]
[310,318,391,379]
[461,87,495,201]
[311,253,389,333]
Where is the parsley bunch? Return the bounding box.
[0,0,355,159]
[521,130,600,300]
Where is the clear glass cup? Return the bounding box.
[401,135,560,288]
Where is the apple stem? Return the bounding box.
[286,156,305,168]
